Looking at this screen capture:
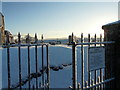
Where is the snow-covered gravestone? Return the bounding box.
[88,47,105,71]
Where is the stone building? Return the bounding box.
[102,20,120,89]
[0,12,5,45]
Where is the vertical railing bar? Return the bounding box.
[102,76,105,90]
[42,44,44,88]
[94,34,96,47]
[99,68,102,89]
[18,32,22,90]
[27,34,31,89]
[7,39,11,89]
[7,46,11,89]
[85,81,88,89]
[88,34,90,88]
[72,41,76,90]
[46,45,50,89]
[97,77,99,90]
[81,33,84,89]
[35,44,38,89]
[92,79,94,88]
[33,84,35,90]
[100,34,102,89]
[77,83,80,90]
[84,81,86,89]
[39,81,41,88]
[6,32,11,89]
[94,34,97,90]
[100,34,102,46]
[35,33,38,89]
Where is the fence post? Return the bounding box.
[102,21,120,89]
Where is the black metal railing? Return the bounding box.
[3,32,50,89]
[70,33,115,90]
[2,32,115,90]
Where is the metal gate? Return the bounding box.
[71,33,115,90]
[2,33,50,89]
[2,32,115,89]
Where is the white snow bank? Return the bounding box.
[0,48,2,90]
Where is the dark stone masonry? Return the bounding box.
[102,20,120,89]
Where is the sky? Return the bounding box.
[1,0,120,2]
[118,1,120,20]
[0,1,2,13]
[1,2,118,39]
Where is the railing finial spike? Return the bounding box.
[35,33,38,43]
[41,34,44,43]
[81,33,83,43]
[18,32,21,44]
[26,33,30,43]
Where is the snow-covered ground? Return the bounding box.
[0,48,2,90]
[2,45,102,88]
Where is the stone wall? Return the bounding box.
[102,21,120,89]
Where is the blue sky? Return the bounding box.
[0,1,2,13]
[2,2,118,39]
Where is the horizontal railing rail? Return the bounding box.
[2,43,49,48]
[76,41,115,45]
[2,41,115,48]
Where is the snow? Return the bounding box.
[0,48,2,90]
[50,66,72,88]
[2,45,103,88]
[102,20,120,27]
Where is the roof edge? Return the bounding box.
[102,20,120,30]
